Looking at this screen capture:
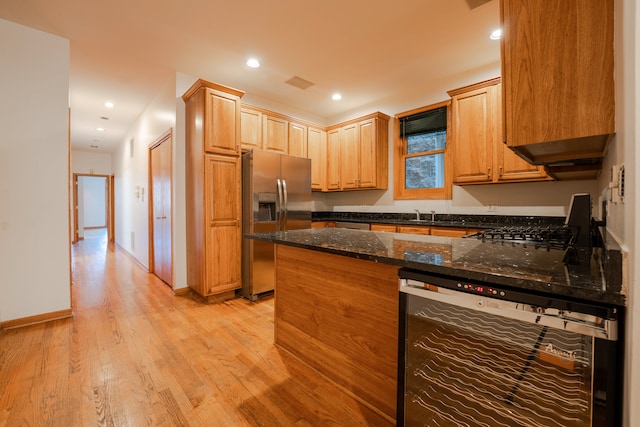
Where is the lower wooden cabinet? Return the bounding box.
[370,223,482,236]
[370,224,397,232]
[311,221,336,228]
[396,225,431,235]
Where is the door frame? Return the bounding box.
[72,173,111,244]
[148,129,173,285]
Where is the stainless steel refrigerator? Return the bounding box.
[242,149,312,300]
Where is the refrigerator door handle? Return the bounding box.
[276,178,283,231]
[281,178,288,229]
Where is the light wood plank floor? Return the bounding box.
[0,230,392,426]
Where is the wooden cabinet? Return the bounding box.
[307,127,326,191]
[396,225,431,235]
[311,221,336,228]
[326,128,342,191]
[430,227,479,237]
[199,86,242,156]
[328,112,389,191]
[371,223,482,236]
[240,106,262,151]
[238,105,388,192]
[449,78,551,185]
[370,223,397,233]
[183,79,243,302]
[288,121,307,157]
[500,0,615,165]
[263,114,288,153]
[275,245,399,421]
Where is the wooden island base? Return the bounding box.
[274,244,400,424]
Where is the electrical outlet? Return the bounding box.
[610,164,625,204]
[488,201,498,212]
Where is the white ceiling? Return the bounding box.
[0,0,500,153]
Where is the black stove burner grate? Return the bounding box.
[467,225,575,250]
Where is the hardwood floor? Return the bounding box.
[0,230,392,426]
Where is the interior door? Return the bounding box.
[150,133,172,286]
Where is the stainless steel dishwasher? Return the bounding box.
[397,268,623,427]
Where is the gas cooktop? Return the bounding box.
[466,225,575,250]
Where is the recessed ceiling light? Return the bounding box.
[96,127,104,132]
[104,101,114,108]
[332,93,342,101]
[489,29,502,40]
[246,58,260,68]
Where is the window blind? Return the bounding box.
[399,106,447,138]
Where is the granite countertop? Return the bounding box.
[246,227,625,307]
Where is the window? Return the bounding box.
[394,100,452,200]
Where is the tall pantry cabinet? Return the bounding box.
[182,79,244,302]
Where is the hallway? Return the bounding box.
[0,233,390,426]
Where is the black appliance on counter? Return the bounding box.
[466,193,594,249]
[397,194,624,426]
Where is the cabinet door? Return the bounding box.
[451,86,494,184]
[340,123,359,189]
[204,88,239,155]
[429,227,467,237]
[308,127,326,191]
[357,119,377,188]
[240,106,262,151]
[288,122,308,157]
[501,0,614,162]
[494,83,551,182]
[204,154,241,294]
[326,128,342,190]
[397,226,430,235]
[370,224,397,232]
[263,115,288,153]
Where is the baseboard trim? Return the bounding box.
[0,309,73,330]
[115,242,149,271]
[172,286,191,296]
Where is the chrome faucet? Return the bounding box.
[430,210,436,222]
[414,209,421,221]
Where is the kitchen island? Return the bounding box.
[246,227,625,423]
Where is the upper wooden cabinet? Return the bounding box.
[326,128,342,191]
[263,114,288,153]
[240,106,263,151]
[182,79,243,302]
[238,105,388,192]
[307,127,327,191]
[182,79,243,157]
[500,0,615,165]
[449,78,551,185]
[288,121,308,157]
[328,112,390,191]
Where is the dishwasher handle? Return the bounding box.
[400,278,618,341]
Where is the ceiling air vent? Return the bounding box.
[285,76,314,90]
[465,0,492,9]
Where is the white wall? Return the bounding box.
[72,150,112,175]
[606,0,638,425]
[0,19,71,323]
[111,77,177,270]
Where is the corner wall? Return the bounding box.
[0,19,71,323]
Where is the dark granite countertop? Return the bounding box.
[311,211,566,230]
[246,227,625,307]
